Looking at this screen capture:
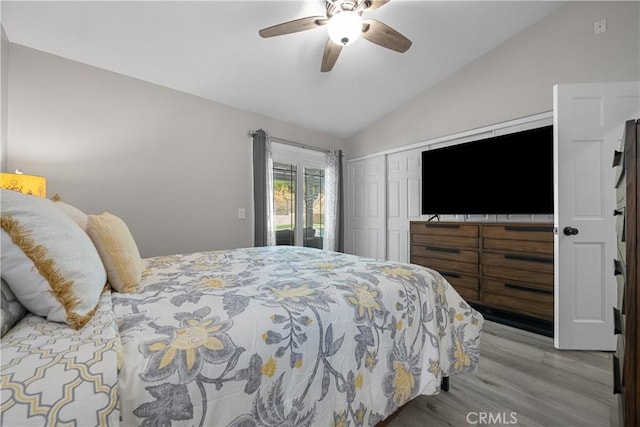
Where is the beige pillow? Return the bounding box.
[1,189,107,329]
[87,212,143,293]
[54,199,89,231]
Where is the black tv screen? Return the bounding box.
[421,125,554,215]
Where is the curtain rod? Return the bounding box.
[249,130,329,154]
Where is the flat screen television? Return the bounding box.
[421,125,554,215]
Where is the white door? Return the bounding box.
[554,81,640,350]
[387,149,422,263]
[346,156,386,260]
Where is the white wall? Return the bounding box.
[7,44,346,257]
[346,1,640,158]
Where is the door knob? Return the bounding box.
[563,226,579,236]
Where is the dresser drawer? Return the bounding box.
[439,271,479,291]
[483,238,553,255]
[614,308,625,337]
[615,208,626,243]
[482,264,552,286]
[482,278,553,301]
[411,256,479,296]
[410,222,478,237]
[616,273,626,314]
[411,244,478,264]
[412,255,478,277]
[412,233,478,249]
[616,227,626,269]
[482,252,553,274]
[613,147,625,190]
[616,182,626,209]
[483,224,554,242]
[616,331,625,363]
[454,287,479,302]
[481,291,553,319]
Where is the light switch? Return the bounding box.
[238,208,246,219]
[594,18,606,35]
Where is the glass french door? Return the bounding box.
[272,144,325,248]
[303,167,324,248]
[273,162,296,246]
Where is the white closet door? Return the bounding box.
[346,156,386,260]
[387,150,422,263]
[554,81,640,350]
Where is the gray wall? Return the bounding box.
[346,1,640,158]
[1,26,8,172]
[7,44,345,257]
[6,1,639,256]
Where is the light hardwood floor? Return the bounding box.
[387,320,617,427]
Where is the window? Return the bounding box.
[272,143,325,248]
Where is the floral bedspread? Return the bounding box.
[112,246,483,426]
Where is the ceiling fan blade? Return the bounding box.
[361,19,412,53]
[365,0,390,10]
[259,16,328,38]
[321,39,343,72]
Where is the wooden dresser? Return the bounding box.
[410,221,554,323]
[410,222,480,302]
[612,118,638,427]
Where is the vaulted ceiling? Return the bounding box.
[2,1,564,138]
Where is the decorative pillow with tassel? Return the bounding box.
[0,189,107,330]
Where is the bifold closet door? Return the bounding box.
[387,149,422,263]
[346,155,386,260]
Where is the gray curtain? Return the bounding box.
[252,129,274,247]
[335,150,344,252]
[324,149,344,252]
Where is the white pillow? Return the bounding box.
[0,189,107,329]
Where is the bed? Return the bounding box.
[0,190,483,426]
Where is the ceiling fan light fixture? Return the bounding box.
[327,11,362,46]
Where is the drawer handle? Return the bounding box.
[425,246,460,254]
[613,259,623,276]
[612,150,622,167]
[504,226,553,233]
[424,223,460,229]
[613,356,622,394]
[613,307,621,335]
[440,271,461,279]
[504,283,553,295]
[504,254,553,264]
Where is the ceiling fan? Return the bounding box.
[259,0,412,72]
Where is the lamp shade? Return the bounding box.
[327,11,363,46]
[1,173,46,197]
